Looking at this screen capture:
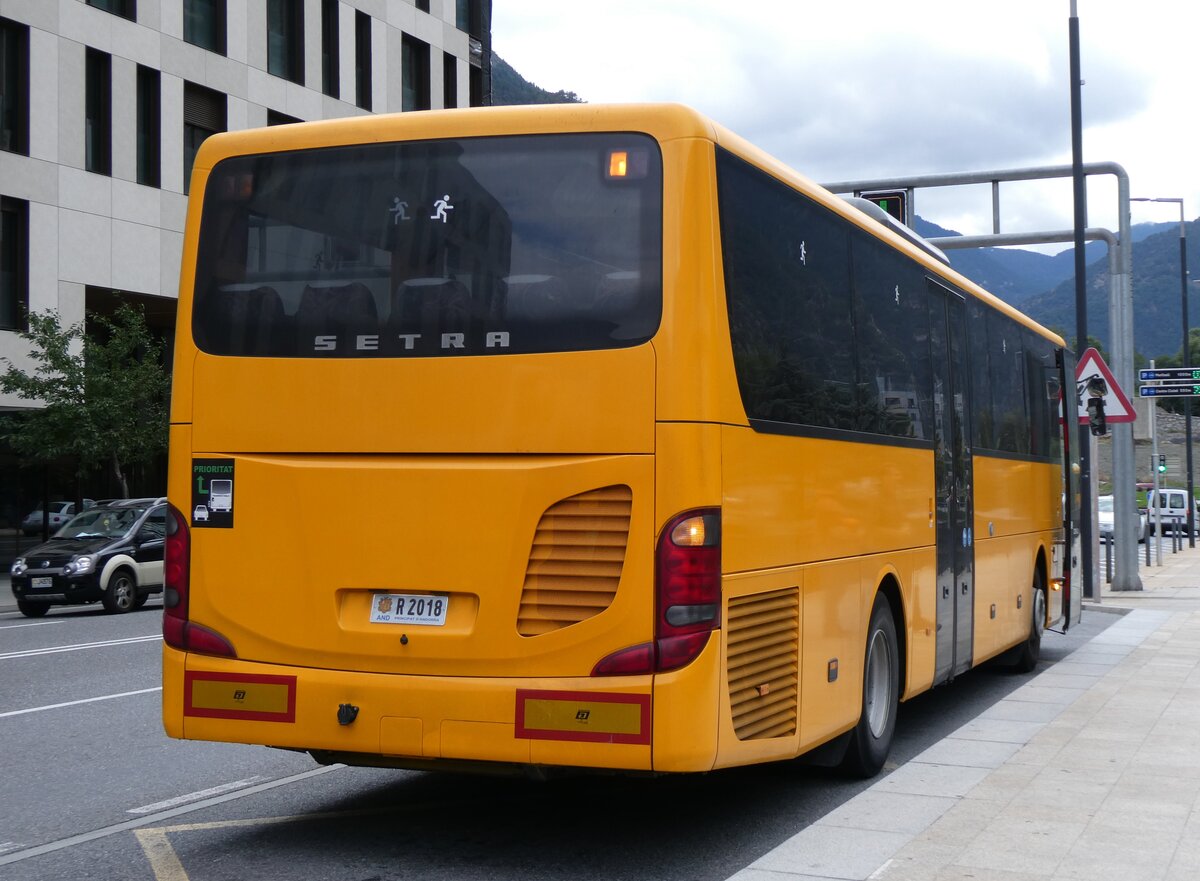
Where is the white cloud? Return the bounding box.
[493,0,1200,248]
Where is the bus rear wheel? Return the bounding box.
[1011,570,1046,674]
[841,592,899,778]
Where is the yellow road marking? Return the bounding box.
[134,802,437,878]
[134,829,188,881]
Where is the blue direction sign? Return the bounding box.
[1139,368,1200,382]
[1139,383,1200,397]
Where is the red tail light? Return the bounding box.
[589,507,722,677]
[655,508,721,671]
[163,503,236,658]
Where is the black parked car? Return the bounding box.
[9,498,167,618]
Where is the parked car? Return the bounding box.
[20,500,95,535]
[9,498,167,618]
[1145,488,1200,535]
[1097,495,1147,542]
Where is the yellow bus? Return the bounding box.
[163,103,1081,777]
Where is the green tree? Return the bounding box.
[0,305,170,498]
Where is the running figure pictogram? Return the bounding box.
[431,194,454,222]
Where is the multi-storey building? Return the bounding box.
[0,0,492,527]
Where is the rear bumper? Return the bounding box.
[163,638,722,773]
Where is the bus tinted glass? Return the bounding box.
[192,133,662,357]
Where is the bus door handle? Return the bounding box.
[961,581,969,596]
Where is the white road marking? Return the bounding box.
[0,687,162,719]
[0,843,22,855]
[0,765,346,868]
[0,620,66,630]
[128,778,268,814]
[0,634,160,660]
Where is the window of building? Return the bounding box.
[85,48,112,176]
[320,0,339,98]
[442,52,457,109]
[86,0,136,21]
[1,17,29,155]
[355,11,371,110]
[267,0,304,84]
[136,65,160,187]
[416,0,430,12]
[469,64,483,107]
[402,35,430,112]
[183,81,225,194]
[0,196,28,332]
[184,0,226,55]
[267,109,301,126]
[456,0,478,35]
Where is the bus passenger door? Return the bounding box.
[929,282,975,683]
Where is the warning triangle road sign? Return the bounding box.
[1075,347,1135,424]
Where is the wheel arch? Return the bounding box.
[99,554,139,590]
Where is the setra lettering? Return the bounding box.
[310,333,511,352]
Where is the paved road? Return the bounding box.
[0,598,1117,881]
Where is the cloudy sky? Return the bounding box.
[492,0,1198,251]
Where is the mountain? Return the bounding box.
[914,217,1175,309]
[1018,219,1200,359]
[491,55,583,106]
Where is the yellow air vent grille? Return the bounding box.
[727,587,799,740]
[517,485,633,636]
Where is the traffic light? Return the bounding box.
[1085,375,1108,436]
[1158,455,1167,474]
[860,190,909,225]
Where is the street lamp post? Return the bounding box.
[1132,197,1193,546]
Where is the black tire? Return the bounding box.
[841,592,899,778]
[101,570,137,614]
[1012,570,1046,674]
[17,600,50,618]
[132,591,150,610]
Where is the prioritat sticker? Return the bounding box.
[192,459,235,528]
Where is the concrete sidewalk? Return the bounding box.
[731,549,1200,881]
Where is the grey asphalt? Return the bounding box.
[8,553,1200,881]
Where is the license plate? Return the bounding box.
[31,576,53,589]
[369,593,448,626]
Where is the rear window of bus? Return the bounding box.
[191,132,663,358]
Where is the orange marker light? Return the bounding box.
[608,150,629,178]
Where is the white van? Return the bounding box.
[1145,488,1199,535]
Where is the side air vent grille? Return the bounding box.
[517,485,632,636]
[727,587,799,740]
